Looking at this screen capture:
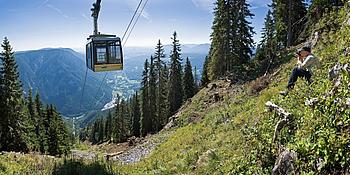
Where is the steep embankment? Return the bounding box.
[113,9,350,174]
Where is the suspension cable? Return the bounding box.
[79,67,89,113]
[123,0,149,47]
[121,0,143,42]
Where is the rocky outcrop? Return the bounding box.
[272,148,298,175]
[195,149,216,170]
[265,101,293,143]
[71,150,98,160]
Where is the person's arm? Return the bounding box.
[296,55,303,67]
[300,55,317,69]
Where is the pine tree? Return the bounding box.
[26,89,40,151]
[309,0,343,21]
[54,106,70,155]
[274,0,306,47]
[98,118,104,143]
[201,56,210,87]
[149,56,157,132]
[193,66,199,93]
[304,0,344,39]
[208,0,254,80]
[0,53,3,115]
[27,89,36,122]
[117,99,129,142]
[208,0,230,80]
[183,57,195,100]
[168,31,183,116]
[235,0,255,66]
[154,40,168,131]
[163,64,170,122]
[255,9,278,76]
[47,105,59,155]
[0,37,29,152]
[122,99,132,139]
[48,105,70,155]
[131,92,141,137]
[43,104,53,152]
[104,110,113,141]
[90,121,98,144]
[35,92,47,153]
[140,59,151,136]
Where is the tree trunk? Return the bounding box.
[287,0,293,47]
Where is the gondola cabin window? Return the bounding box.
[86,34,123,72]
[86,43,92,70]
[108,41,122,64]
[96,46,107,64]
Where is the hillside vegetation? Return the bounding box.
[2,7,349,175]
[1,3,350,175]
[112,7,350,174]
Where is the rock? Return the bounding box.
[273,118,290,143]
[329,63,350,81]
[210,83,217,90]
[310,32,320,48]
[213,92,222,102]
[344,48,350,56]
[188,113,202,124]
[334,97,342,104]
[265,101,293,142]
[341,98,350,111]
[272,149,297,175]
[305,98,319,107]
[343,64,350,75]
[104,151,124,161]
[196,149,216,168]
[71,150,97,160]
[265,101,292,118]
[316,157,326,171]
[346,17,350,26]
[128,136,137,146]
[163,116,176,130]
[329,63,342,81]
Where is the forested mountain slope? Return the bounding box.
[15,48,113,116]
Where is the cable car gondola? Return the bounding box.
[86,0,123,72]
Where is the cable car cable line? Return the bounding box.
[121,0,143,42]
[93,72,108,101]
[79,68,89,113]
[123,0,149,47]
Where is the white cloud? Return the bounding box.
[47,4,69,19]
[192,0,215,11]
[82,13,93,23]
[38,0,49,8]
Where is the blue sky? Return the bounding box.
[0,0,271,51]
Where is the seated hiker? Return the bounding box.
[280,46,320,95]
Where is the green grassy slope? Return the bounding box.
[115,8,350,174]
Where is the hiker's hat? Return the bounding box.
[299,46,311,53]
[296,46,311,55]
